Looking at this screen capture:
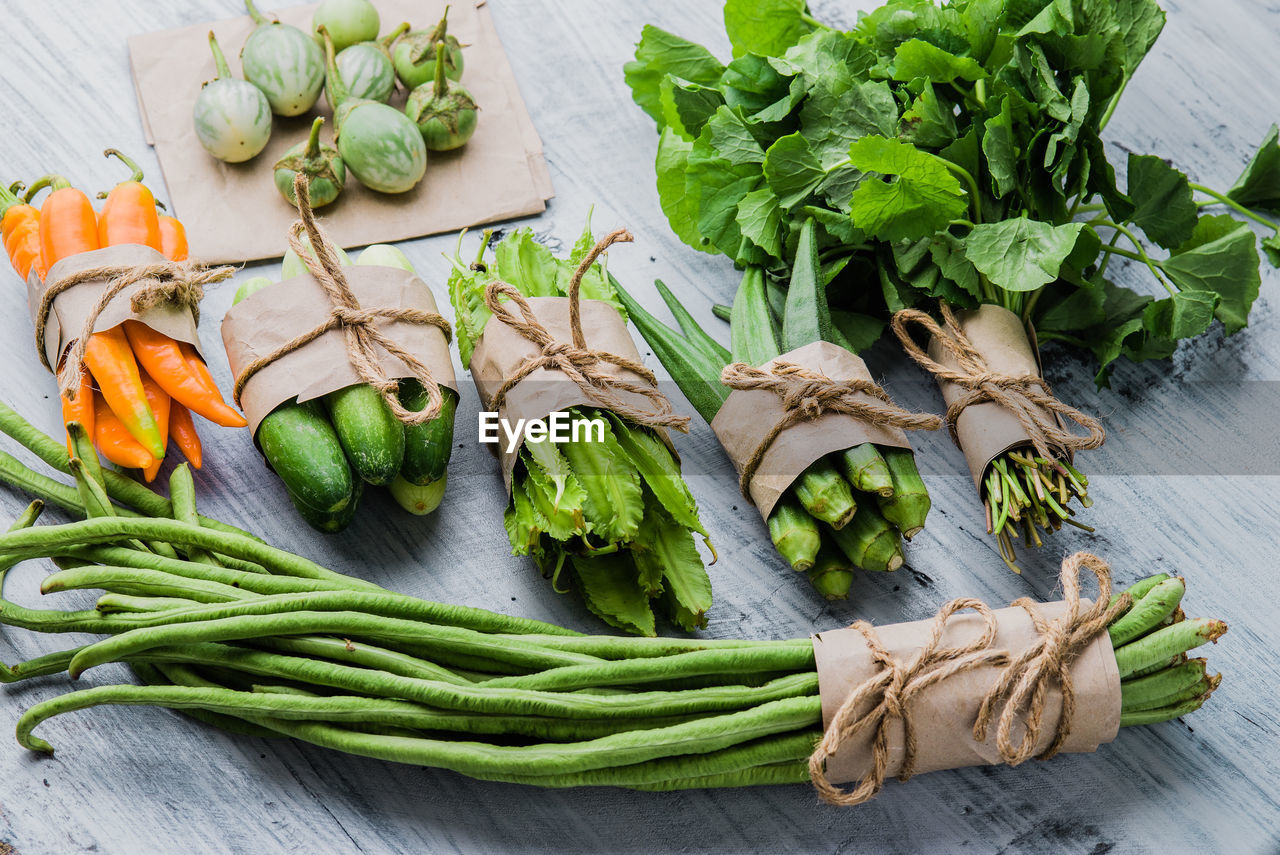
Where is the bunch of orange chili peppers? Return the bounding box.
[0,149,246,480]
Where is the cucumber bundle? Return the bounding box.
[236,243,456,532]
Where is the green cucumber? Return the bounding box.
[389,472,447,515]
[258,399,355,514]
[234,276,355,520]
[398,381,456,485]
[353,243,456,487]
[323,383,405,486]
[287,479,362,532]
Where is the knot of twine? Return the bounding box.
[38,258,235,401]
[890,302,1104,463]
[232,173,453,426]
[481,229,690,432]
[809,551,1131,806]
[719,360,941,502]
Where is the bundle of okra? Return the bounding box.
[615,220,935,599]
[0,401,1224,791]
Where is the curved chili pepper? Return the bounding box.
[83,326,165,459]
[169,401,203,469]
[0,182,44,280]
[92,391,154,470]
[96,150,162,251]
[139,369,171,482]
[157,212,189,261]
[60,367,95,456]
[123,321,246,427]
[27,175,99,271]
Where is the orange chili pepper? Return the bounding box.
[93,391,153,470]
[158,212,188,261]
[169,401,203,469]
[139,369,171,482]
[83,326,165,459]
[1,183,45,281]
[27,175,99,272]
[60,366,96,456]
[123,321,246,428]
[96,150,162,252]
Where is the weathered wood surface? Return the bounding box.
[0,1,1276,852]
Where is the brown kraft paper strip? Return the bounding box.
[711,341,919,520]
[221,266,456,435]
[929,304,1059,489]
[470,296,674,492]
[28,244,205,371]
[809,552,1126,804]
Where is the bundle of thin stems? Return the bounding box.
[0,402,1224,790]
[985,450,1093,572]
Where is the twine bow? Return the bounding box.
[809,551,1131,806]
[232,173,453,426]
[37,257,235,401]
[480,229,689,432]
[719,360,941,501]
[891,302,1104,463]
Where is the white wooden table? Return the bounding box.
[0,1,1276,852]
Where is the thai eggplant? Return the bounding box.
[240,0,325,117]
[194,31,271,163]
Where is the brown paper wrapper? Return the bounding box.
[27,244,203,371]
[220,266,456,435]
[812,600,1121,784]
[930,304,1058,490]
[710,341,913,520]
[469,296,671,492]
[127,0,552,264]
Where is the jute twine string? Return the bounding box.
[232,173,453,426]
[890,302,1105,463]
[36,257,235,401]
[480,229,690,432]
[719,360,941,502]
[809,551,1130,806]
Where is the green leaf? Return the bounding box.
[847,136,968,242]
[1127,154,1197,249]
[707,106,767,165]
[603,413,707,538]
[1228,123,1280,213]
[1262,233,1280,267]
[655,128,714,254]
[763,132,825,208]
[1016,0,1073,36]
[982,97,1018,197]
[561,418,643,543]
[493,228,560,297]
[800,79,897,167]
[720,52,792,116]
[643,497,712,631]
[724,0,813,59]
[1081,130,1134,222]
[1015,42,1070,122]
[686,111,769,265]
[571,553,656,637]
[964,218,1084,292]
[658,76,725,140]
[831,309,885,353]
[1143,290,1218,341]
[803,205,863,245]
[929,232,981,301]
[1164,220,1261,334]
[892,38,987,83]
[625,26,726,125]
[1113,0,1166,75]
[900,83,958,149]
[736,187,785,259]
[1036,279,1106,332]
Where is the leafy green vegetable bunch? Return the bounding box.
[627,0,1278,377]
[447,222,713,637]
[626,0,1280,570]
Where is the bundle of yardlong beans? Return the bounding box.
[0,402,1224,790]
